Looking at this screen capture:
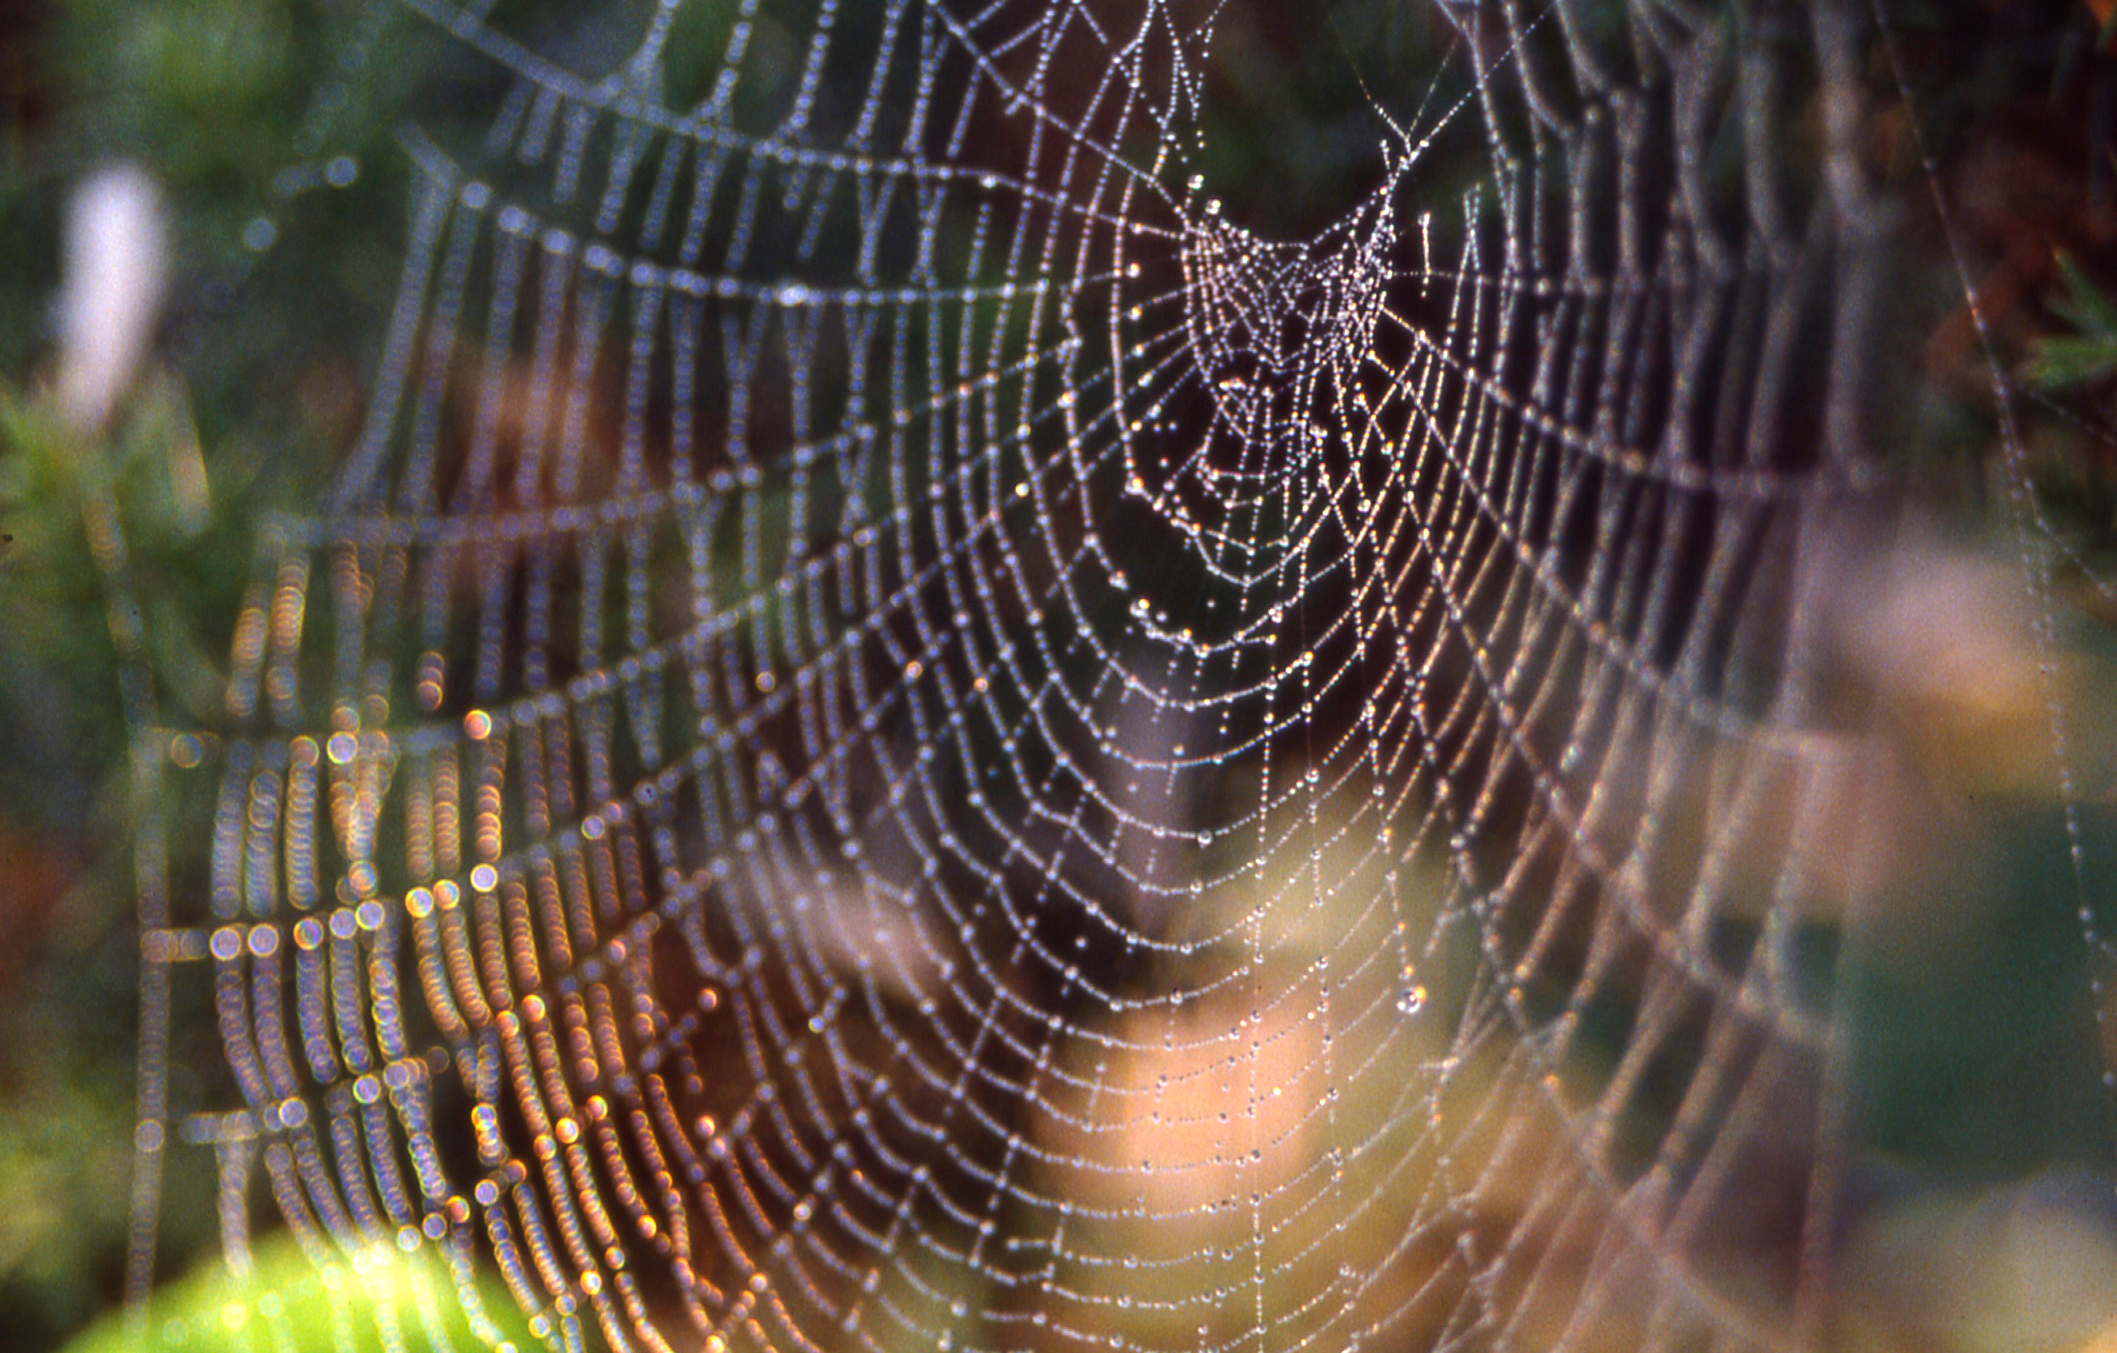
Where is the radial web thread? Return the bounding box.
[120,3,2103,1353]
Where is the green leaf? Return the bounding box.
[2028,252,2117,391]
[58,1234,536,1353]
[2027,334,2117,391]
[2050,251,2117,340]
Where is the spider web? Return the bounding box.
[115,2,2115,1352]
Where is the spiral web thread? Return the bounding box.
[119,2,2075,1351]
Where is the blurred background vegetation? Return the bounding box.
[2,2,2117,1352]
[0,0,410,1345]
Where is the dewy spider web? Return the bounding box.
[116,1,2113,1351]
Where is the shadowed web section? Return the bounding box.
[119,2,2035,1352]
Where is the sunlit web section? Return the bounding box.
[130,1,1941,1351]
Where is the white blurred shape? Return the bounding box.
[56,163,168,434]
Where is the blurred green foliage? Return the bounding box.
[0,0,414,1345]
[2033,253,2117,392]
[63,1233,533,1353]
